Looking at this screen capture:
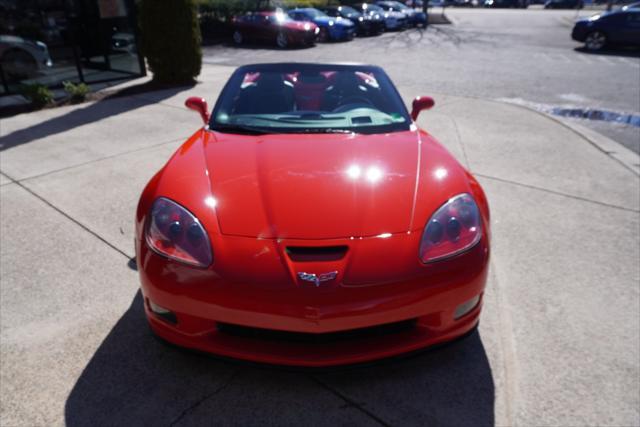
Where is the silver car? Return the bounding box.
[0,35,53,81]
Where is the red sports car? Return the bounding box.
[135,63,490,367]
[232,11,319,48]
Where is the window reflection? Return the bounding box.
[0,0,144,95]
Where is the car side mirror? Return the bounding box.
[185,97,209,125]
[411,96,435,121]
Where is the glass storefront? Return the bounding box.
[0,0,145,95]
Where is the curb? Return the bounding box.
[498,100,640,177]
[552,117,640,177]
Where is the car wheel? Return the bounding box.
[318,27,329,42]
[232,30,243,45]
[584,31,606,51]
[276,32,289,49]
[1,49,37,81]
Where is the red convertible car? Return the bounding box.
[136,63,490,367]
[232,11,319,48]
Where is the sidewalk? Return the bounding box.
[1,64,638,426]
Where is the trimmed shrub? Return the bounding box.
[20,84,54,108]
[139,0,202,84]
[63,81,91,103]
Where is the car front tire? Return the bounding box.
[584,30,606,51]
[276,31,289,49]
[1,49,38,81]
[232,30,243,45]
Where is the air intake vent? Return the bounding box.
[286,245,348,262]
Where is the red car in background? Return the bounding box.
[232,11,319,48]
[136,63,490,367]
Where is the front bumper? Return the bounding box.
[571,24,588,42]
[138,232,489,367]
[329,26,356,41]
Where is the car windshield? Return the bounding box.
[301,9,327,18]
[364,4,385,12]
[266,11,293,23]
[339,6,360,15]
[210,64,411,135]
[388,1,410,10]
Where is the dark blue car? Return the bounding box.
[376,1,427,27]
[572,10,640,51]
[288,8,356,42]
[322,5,385,36]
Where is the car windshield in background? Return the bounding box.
[211,64,411,135]
[340,6,360,14]
[363,4,385,12]
[303,9,327,18]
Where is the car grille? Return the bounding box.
[286,245,348,262]
[216,319,418,344]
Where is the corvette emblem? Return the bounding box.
[297,271,338,287]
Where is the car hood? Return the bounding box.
[203,130,421,239]
[282,20,317,31]
[386,11,407,18]
[314,16,354,27]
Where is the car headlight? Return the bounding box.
[419,193,482,263]
[329,20,334,26]
[146,197,213,267]
[304,23,311,30]
[315,27,320,34]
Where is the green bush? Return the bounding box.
[63,81,91,102]
[20,84,54,108]
[139,0,202,84]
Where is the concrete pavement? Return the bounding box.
[0,63,638,426]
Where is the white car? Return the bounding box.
[0,35,52,81]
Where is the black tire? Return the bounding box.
[232,30,243,45]
[317,27,329,42]
[276,31,289,49]
[584,30,607,51]
[1,49,38,81]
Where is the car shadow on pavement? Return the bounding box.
[574,46,640,58]
[0,82,196,152]
[64,292,495,426]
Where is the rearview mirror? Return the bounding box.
[411,96,435,121]
[185,97,210,125]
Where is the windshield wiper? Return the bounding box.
[302,128,353,134]
[210,124,270,135]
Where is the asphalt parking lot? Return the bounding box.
[1,9,639,427]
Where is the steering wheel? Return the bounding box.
[332,96,374,113]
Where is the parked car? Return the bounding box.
[288,8,356,42]
[322,5,385,35]
[621,1,640,9]
[377,1,428,26]
[232,11,319,49]
[572,10,640,50]
[353,3,409,30]
[484,0,527,7]
[0,35,52,81]
[111,32,136,54]
[544,0,583,8]
[136,62,491,366]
